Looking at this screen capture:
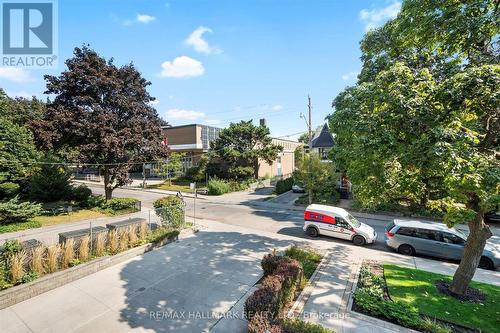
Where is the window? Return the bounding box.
[336,218,350,229]
[415,229,440,241]
[442,232,465,245]
[397,227,416,237]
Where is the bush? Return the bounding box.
[0,182,20,199]
[185,155,208,182]
[70,185,92,203]
[87,195,106,208]
[0,197,42,225]
[153,196,184,227]
[275,177,294,195]
[244,275,283,320]
[100,197,139,212]
[207,178,231,195]
[261,254,292,276]
[284,246,322,279]
[248,313,285,333]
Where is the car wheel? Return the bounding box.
[398,244,415,256]
[478,256,494,270]
[306,226,319,237]
[352,235,366,246]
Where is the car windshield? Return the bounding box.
[346,213,361,228]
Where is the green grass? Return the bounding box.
[384,264,500,333]
[0,220,42,233]
[284,246,322,279]
[149,179,207,193]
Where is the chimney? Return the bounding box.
[259,118,267,127]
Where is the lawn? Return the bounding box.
[148,179,206,193]
[384,264,500,333]
[32,209,107,226]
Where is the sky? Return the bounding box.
[0,0,401,140]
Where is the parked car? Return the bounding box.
[292,184,305,193]
[485,210,500,224]
[303,204,377,246]
[385,220,500,270]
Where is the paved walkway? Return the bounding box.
[300,246,500,333]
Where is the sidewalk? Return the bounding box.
[299,246,500,333]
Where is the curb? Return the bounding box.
[0,227,198,310]
[345,261,420,333]
[287,251,331,318]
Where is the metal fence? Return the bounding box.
[0,204,188,249]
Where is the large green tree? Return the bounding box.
[0,90,40,199]
[209,120,283,179]
[34,47,168,199]
[329,0,499,295]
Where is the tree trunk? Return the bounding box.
[449,205,492,295]
[308,189,313,204]
[103,166,113,200]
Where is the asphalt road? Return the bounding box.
[86,185,399,253]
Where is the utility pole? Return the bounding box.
[307,95,313,204]
[308,95,312,152]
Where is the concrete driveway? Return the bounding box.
[0,229,293,333]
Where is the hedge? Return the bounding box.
[275,177,294,195]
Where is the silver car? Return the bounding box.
[385,220,500,270]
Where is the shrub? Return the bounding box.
[0,197,42,225]
[284,246,322,279]
[87,195,106,208]
[153,196,185,227]
[275,177,294,195]
[78,235,90,262]
[0,182,19,199]
[244,275,283,320]
[207,178,231,195]
[261,254,292,276]
[248,313,285,333]
[94,232,107,257]
[45,244,60,273]
[185,155,209,182]
[9,250,27,284]
[2,239,22,256]
[275,259,303,306]
[419,317,452,333]
[30,246,45,275]
[61,239,75,268]
[108,230,119,254]
[146,226,180,244]
[128,226,138,246]
[18,271,38,284]
[118,230,129,252]
[100,198,139,212]
[71,185,92,204]
[138,221,148,240]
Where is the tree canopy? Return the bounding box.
[328,0,499,295]
[34,46,168,199]
[209,120,283,179]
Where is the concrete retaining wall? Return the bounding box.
[0,227,197,310]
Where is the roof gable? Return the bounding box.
[311,123,334,148]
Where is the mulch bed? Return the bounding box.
[435,280,486,303]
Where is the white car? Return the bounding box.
[303,204,377,246]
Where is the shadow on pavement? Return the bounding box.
[118,230,308,332]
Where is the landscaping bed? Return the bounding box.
[352,261,499,333]
[244,246,332,333]
[0,196,141,234]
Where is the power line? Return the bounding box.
[0,130,306,167]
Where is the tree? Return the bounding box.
[159,152,185,184]
[328,0,499,296]
[297,133,310,144]
[294,155,333,204]
[34,47,168,199]
[28,157,72,202]
[209,120,283,179]
[0,91,40,200]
